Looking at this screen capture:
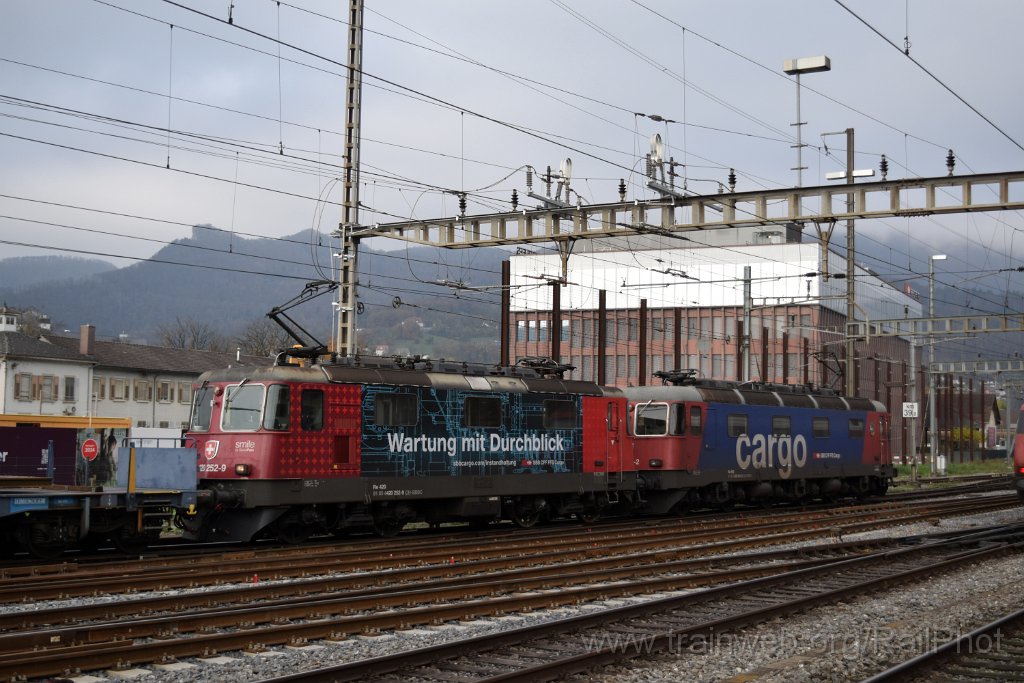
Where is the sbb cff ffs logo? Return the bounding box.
[204,441,220,460]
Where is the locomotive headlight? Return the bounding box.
[235,463,252,476]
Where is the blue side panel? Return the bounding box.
[360,386,582,478]
[701,405,869,478]
[115,447,198,489]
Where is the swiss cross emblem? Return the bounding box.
[204,440,220,460]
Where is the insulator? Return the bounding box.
[618,179,627,201]
[545,165,553,196]
[458,193,467,216]
[728,168,736,193]
[525,167,533,191]
[511,189,518,210]
[880,155,889,180]
[946,149,956,176]
[645,155,654,179]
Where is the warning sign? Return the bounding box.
[81,438,99,461]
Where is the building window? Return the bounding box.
[34,375,59,402]
[178,382,192,404]
[92,376,106,401]
[14,373,32,400]
[63,376,76,402]
[158,421,170,429]
[516,320,526,342]
[136,420,148,428]
[157,380,174,403]
[111,377,128,401]
[133,379,153,402]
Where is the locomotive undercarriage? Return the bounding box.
[639,470,893,515]
[185,468,892,543]
[185,473,638,542]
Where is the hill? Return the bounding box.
[0,228,507,362]
[0,256,116,290]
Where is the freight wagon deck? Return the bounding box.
[0,446,199,558]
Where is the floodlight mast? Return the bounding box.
[335,0,363,358]
[783,56,831,188]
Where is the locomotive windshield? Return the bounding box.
[635,403,669,435]
[222,383,266,431]
[189,384,215,432]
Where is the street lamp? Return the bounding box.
[929,254,947,475]
[783,55,831,187]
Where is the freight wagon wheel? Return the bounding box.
[23,526,68,560]
[111,527,155,556]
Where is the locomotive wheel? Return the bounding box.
[373,518,404,537]
[511,507,541,529]
[576,506,601,524]
[276,523,312,545]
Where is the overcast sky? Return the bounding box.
[2,0,1024,299]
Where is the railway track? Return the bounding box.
[0,495,1018,681]
[863,605,1024,682]
[0,495,1013,603]
[249,523,1024,683]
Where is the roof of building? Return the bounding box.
[1,330,274,375]
[0,332,84,362]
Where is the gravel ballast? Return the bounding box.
[32,503,1024,682]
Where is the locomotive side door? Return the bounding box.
[582,396,623,477]
[604,399,623,475]
[864,412,888,465]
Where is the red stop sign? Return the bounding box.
[81,438,99,461]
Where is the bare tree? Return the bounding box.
[235,318,291,357]
[157,316,227,351]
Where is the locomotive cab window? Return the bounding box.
[689,405,703,435]
[189,385,215,432]
[812,417,830,438]
[301,390,324,431]
[263,385,290,431]
[771,416,792,436]
[543,400,576,430]
[635,403,669,436]
[374,393,418,426]
[464,396,502,428]
[727,414,748,438]
[222,383,265,431]
[848,418,865,438]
